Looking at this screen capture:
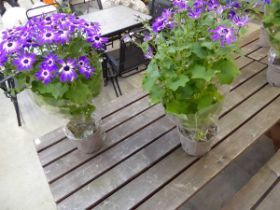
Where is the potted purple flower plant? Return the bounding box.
[0,13,108,153]
[139,0,249,156]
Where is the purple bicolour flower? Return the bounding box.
[0,55,7,68]
[227,1,240,9]
[35,67,53,84]
[143,33,152,42]
[83,22,101,35]
[77,56,90,68]
[87,35,108,49]
[145,47,154,59]
[210,25,237,47]
[122,34,132,43]
[13,53,36,71]
[55,30,70,44]
[233,15,248,28]
[1,40,20,54]
[42,53,58,71]
[207,0,219,11]
[173,0,188,10]
[58,58,77,82]
[228,10,236,20]
[152,9,174,33]
[79,65,95,79]
[188,6,202,19]
[38,30,56,44]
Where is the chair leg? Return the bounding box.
[12,95,22,127]
[110,77,119,97]
[114,77,122,96]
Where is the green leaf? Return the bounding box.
[166,75,189,91]
[149,84,164,104]
[65,81,91,104]
[214,59,240,84]
[34,82,68,99]
[192,43,207,59]
[142,62,160,91]
[192,65,214,82]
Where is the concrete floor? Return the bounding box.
[0,2,275,210]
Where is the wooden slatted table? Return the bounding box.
[223,150,280,210]
[34,30,280,210]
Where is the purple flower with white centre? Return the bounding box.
[188,6,202,19]
[233,15,248,28]
[145,47,154,59]
[78,56,90,68]
[13,53,36,71]
[173,0,188,10]
[1,40,20,54]
[83,22,101,35]
[210,25,237,47]
[55,30,70,44]
[42,53,58,71]
[39,30,56,44]
[58,58,77,82]
[87,35,108,49]
[143,33,152,42]
[79,65,95,79]
[35,67,53,84]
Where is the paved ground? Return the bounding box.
[0,2,275,210]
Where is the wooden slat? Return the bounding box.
[39,139,76,167]
[101,96,150,131]
[224,70,267,113]
[50,117,175,201]
[231,61,267,90]
[137,96,280,210]
[238,30,260,47]
[248,48,269,61]
[37,96,156,166]
[235,56,253,69]
[34,90,147,152]
[222,150,280,210]
[99,90,147,118]
[255,181,280,210]
[89,85,280,210]
[241,40,260,56]
[57,129,180,210]
[260,56,268,65]
[41,104,164,177]
[34,127,66,152]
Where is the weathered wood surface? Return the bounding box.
[222,150,280,210]
[33,31,280,210]
[255,182,280,210]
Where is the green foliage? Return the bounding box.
[9,35,103,120]
[263,0,280,56]
[139,0,248,141]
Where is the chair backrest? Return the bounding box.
[149,0,172,20]
[26,2,58,19]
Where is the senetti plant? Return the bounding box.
[141,0,248,141]
[0,13,107,120]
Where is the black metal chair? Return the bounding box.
[0,72,22,126]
